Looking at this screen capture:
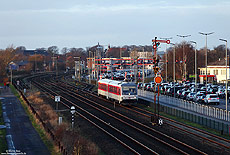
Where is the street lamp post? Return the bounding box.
[74,57,81,81]
[170,43,176,97]
[89,51,92,84]
[219,38,228,117]
[35,50,37,74]
[177,35,191,81]
[199,32,214,94]
[160,37,172,83]
[190,41,197,93]
[142,49,145,93]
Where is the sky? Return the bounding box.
[0,0,230,50]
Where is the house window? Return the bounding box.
[203,70,205,75]
[201,70,204,75]
[214,70,218,75]
[221,70,226,75]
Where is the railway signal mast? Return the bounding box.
[152,37,170,124]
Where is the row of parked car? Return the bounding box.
[138,82,229,105]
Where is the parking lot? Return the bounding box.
[138,81,230,109]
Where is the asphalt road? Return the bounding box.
[0,87,50,155]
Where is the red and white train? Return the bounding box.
[98,79,138,105]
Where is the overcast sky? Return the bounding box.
[0,0,230,50]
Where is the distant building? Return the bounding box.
[199,58,229,83]
[16,49,48,56]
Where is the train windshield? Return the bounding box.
[122,86,137,95]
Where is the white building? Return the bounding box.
[199,59,229,83]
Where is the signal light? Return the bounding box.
[156,42,160,47]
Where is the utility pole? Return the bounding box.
[219,38,228,119]
[79,58,81,81]
[51,55,57,79]
[89,51,91,84]
[56,56,58,78]
[170,43,176,97]
[190,41,197,93]
[142,48,145,93]
[35,50,37,74]
[74,57,81,81]
[199,32,214,93]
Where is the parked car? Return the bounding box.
[146,85,151,91]
[216,88,225,98]
[190,88,201,93]
[137,83,142,89]
[204,94,220,105]
[143,83,150,91]
[197,91,206,95]
[176,90,183,98]
[193,93,204,102]
[180,91,190,100]
[186,92,196,101]
[198,94,206,103]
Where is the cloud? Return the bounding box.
[1,1,230,14]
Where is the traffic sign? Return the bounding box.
[153,67,160,74]
[154,76,162,84]
[55,96,60,102]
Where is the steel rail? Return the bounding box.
[59,80,230,150]
[43,79,207,155]
[32,80,158,155]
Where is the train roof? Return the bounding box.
[98,79,136,87]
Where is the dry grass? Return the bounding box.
[26,91,99,155]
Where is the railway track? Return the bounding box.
[15,73,230,154]
[57,79,230,153]
[29,76,209,155]
[32,79,160,154]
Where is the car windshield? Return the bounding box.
[210,95,218,98]
[122,86,137,95]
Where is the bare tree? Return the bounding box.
[47,46,59,55]
[61,47,69,55]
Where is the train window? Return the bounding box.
[117,88,120,95]
[99,83,107,91]
[122,86,137,95]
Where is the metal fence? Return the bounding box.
[162,95,230,122]
[138,90,230,135]
[161,104,230,135]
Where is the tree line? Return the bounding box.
[0,43,229,82]
[164,42,229,81]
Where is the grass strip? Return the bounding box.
[144,106,230,139]
[0,100,8,153]
[10,85,60,155]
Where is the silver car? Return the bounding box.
[204,94,220,105]
[216,89,225,98]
